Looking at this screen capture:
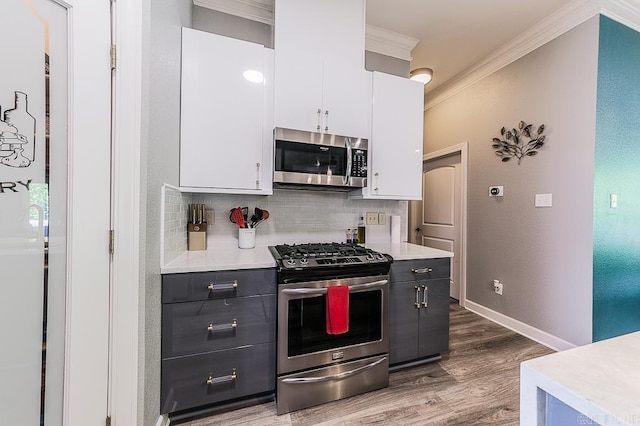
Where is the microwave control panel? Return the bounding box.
[351,149,367,177]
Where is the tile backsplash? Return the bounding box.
[162,187,409,263]
[192,189,408,250]
[162,185,192,265]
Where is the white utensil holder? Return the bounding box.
[238,228,256,249]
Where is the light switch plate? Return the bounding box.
[610,194,618,208]
[378,212,387,225]
[366,212,378,225]
[535,194,552,207]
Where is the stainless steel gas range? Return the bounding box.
[268,243,393,415]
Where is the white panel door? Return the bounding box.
[0,1,110,425]
[411,153,462,299]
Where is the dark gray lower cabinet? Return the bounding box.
[161,268,277,414]
[389,258,450,366]
[161,342,275,414]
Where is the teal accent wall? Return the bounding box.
[593,16,640,341]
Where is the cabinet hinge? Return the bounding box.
[106,416,112,426]
[110,44,117,70]
[109,230,115,255]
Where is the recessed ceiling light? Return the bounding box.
[409,68,433,85]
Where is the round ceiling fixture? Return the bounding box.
[409,68,433,85]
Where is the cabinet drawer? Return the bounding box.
[161,342,276,414]
[390,258,450,283]
[162,295,276,358]
[163,268,276,303]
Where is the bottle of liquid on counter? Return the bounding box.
[346,228,353,244]
[357,216,366,244]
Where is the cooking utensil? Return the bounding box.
[230,207,245,229]
[254,209,269,227]
[242,207,249,226]
[250,207,264,228]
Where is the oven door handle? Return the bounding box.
[280,356,387,384]
[280,279,388,295]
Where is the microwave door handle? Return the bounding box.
[344,137,352,185]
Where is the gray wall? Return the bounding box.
[365,51,410,77]
[193,6,273,47]
[423,17,600,346]
[140,1,191,425]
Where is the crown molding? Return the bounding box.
[194,1,417,62]
[193,0,274,25]
[424,0,603,109]
[365,25,420,61]
[600,0,640,32]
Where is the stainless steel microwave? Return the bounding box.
[273,127,368,190]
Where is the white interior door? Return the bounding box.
[0,1,111,425]
[410,153,462,299]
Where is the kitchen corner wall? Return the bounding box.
[191,190,408,250]
[424,17,600,346]
[141,1,191,424]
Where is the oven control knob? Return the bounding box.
[300,258,309,266]
[376,253,386,261]
[366,253,375,261]
[286,258,296,267]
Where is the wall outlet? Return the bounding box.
[205,208,215,224]
[378,212,387,225]
[489,186,504,197]
[493,279,503,295]
[366,212,379,225]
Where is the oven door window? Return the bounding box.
[287,290,382,357]
[275,140,346,177]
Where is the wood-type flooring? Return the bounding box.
[175,304,554,426]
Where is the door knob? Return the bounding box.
[415,227,421,232]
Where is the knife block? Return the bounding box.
[187,223,207,251]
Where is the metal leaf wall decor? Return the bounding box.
[491,121,547,165]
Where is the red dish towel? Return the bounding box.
[326,285,349,335]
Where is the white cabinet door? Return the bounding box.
[180,28,273,193]
[274,0,368,136]
[364,72,424,200]
[322,63,371,137]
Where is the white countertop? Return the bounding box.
[364,242,453,261]
[161,242,452,274]
[161,246,277,274]
[520,331,640,425]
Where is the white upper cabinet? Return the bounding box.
[179,28,274,194]
[353,71,424,200]
[274,0,371,138]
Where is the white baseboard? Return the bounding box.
[155,414,170,426]
[464,300,577,352]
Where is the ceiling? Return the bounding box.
[366,0,575,93]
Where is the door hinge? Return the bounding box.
[110,44,117,70]
[106,416,112,426]
[109,230,115,255]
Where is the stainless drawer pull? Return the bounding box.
[281,357,386,384]
[206,369,237,386]
[207,280,238,292]
[207,319,237,333]
[414,285,420,308]
[411,268,433,274]
[422,285,428,307]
